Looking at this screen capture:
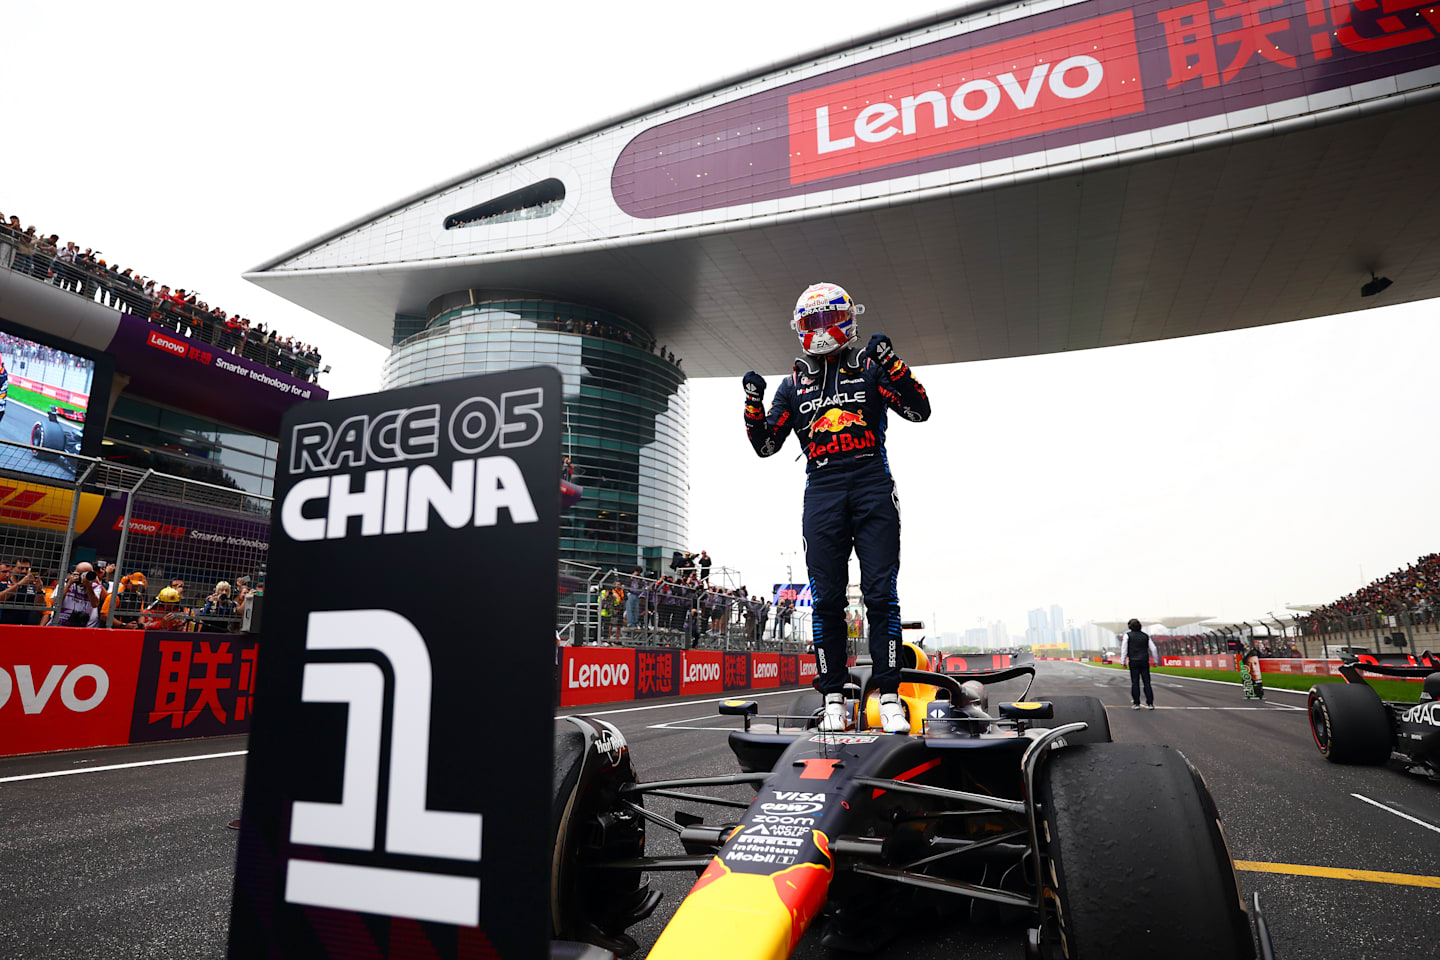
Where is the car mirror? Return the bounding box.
[998,701,1054,720]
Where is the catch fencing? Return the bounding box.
[1155,608,1440,662]
[0,437,269,634]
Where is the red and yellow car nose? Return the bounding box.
[649,832,832,960]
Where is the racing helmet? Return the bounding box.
[792,282,863,357]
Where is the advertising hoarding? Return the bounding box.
[613,0,1440,217]
[0,627,144,755]
[0,628,255,758]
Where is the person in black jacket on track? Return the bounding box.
[1121,618,1158,710]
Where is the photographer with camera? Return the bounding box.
[0,557,46,626]
[45,561,108,628]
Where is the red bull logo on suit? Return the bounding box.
[807,408,866,436]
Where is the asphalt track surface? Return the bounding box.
[1,661,1437,958]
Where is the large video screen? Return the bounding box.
[0,329,97,481]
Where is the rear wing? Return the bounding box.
[939,651,1034,676]
[1338,654,1440,683]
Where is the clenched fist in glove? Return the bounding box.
[742,371,767,403]
[866,333,905,377]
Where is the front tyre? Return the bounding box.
[1038,743,1253,960]
[552,717,658,955]
[1308,683,1392,765]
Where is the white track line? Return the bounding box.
[0,750,248,784]
[648,714,750,731]
[1351,793,1440,834]
[0,690,804,783]
[1135,705,1302,711]
[1077,661,1309,697]
[557,688,797,718]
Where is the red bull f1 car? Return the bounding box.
[1308,653,1440,781]
[552,645,1267,959]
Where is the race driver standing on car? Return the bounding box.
[743,282,930,734]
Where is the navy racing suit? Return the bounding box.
[744,339,930,696]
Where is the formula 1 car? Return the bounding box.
[1307,653,1440,781]
[552,644,1264,959]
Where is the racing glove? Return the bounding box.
[742,371,767,403]
[866,333,908,380]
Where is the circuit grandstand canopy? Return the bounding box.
[247,0,1440,376]
[1154,616,1215,630]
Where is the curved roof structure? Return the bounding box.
[1154,615,1215,630]
[248,0,1440,376]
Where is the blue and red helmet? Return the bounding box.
[792,282,863,357]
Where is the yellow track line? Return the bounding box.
[1235,860,1440,889]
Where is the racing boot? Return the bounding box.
[878,693,910,734]
[819,692,849,732]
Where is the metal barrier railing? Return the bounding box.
[0,231,324,383]
[0,437,270,633]
[557,560,814,653]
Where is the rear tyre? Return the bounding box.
[31,419,63,458]
[1031,695,1111,744]
[788,690,824,729]
[1308,683,1392,765]
[1039,743,1252,960]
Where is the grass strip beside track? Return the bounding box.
[1091,662,1422,701]
[1235,860,1440,888]
[6,384,85,416]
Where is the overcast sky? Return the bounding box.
[7,2,1437,635]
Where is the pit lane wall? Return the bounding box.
[0,626,257,758]
[558,647,818,707]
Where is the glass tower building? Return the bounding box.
[382,297,688,573]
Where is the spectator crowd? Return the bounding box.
[447,198,562,228]
[578,551,800,649]
[0,554,262,633]
[1297,553,1440,634]
[0,333,89,370]
[1,209,325,383]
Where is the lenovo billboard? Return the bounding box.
[613,0,1440,217]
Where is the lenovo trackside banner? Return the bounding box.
[0,628,144,756]
[557,649,810,706]
[0,628,259,758]
[561,647,637,707]
[612,0,1440,217]
[228,368,561,960]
